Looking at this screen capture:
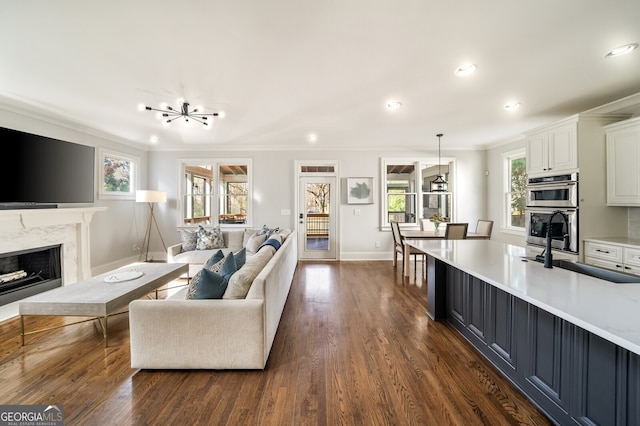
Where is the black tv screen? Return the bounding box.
[0,126,95,206]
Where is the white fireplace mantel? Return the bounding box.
[0,207,106,322]
[0,207,106,282]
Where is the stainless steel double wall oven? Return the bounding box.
[525,173,579,254]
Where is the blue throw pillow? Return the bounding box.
[257,224,280,237]
[204,249,225,269]
[194,252,238,299]
[194,269,228,299]
[234,247,247,270]
[258,237,282,252]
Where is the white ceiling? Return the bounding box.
[1,0,639,151]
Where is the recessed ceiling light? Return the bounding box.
[604,43,638,58]
[386,101,402,110]
[150,135,158,144]
[454,64,477,76]
[504,101,521,110]
[308,133,318,143]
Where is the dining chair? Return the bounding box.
[475,219,494,238]
[444,223,468,240]
[390,221,426,279]
[419,218,435,231]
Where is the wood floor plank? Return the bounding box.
[0,260,551,425]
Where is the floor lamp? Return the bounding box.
[136,190,167,262]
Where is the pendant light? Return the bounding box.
[430,133,448,192]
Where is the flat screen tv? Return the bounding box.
[0,126,95,208]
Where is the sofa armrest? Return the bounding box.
[129,299,266,369]
[167,243,182,263]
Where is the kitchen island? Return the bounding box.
[409,239,640,426]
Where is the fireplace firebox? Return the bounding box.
[0,245,62,306]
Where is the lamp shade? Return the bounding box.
[136,190,167,203]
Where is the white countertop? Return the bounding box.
[583,236,640,248]
[409,239,640,355]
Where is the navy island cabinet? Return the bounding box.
[436,261,640,426]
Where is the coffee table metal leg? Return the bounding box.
[21,315,25,346]
[103,316,108,347]
[96,316,108,347]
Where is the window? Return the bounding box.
[179,159,252,227]
[385,163,417,225]
[381,158,453,229]
[504,149,527,230]
[98,149,138,200]
[218,165,248,224]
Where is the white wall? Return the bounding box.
[148,148,486,260]
[486,139,527,247]
[0,109,150,272]
[0,109,487,267]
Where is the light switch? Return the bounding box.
[281,209,291,216]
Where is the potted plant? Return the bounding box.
[430,213,444,233]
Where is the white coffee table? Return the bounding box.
[19,262,188,347]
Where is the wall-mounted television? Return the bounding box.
[0,126,95,208]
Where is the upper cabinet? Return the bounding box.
[605,117,640,206]
[526,120,577,176]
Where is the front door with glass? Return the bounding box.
[298,176,337,260]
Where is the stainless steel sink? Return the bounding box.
[521,257,640,283]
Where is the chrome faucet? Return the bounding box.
[544,210,569,268]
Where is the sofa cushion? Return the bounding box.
[180,229,198,252]
[245,232,267,255]
[196,225,225,250]
[173,248,232,267]
[186,269,203,299]
[190,251,238,299]
[243,228,260,246]
[276,228,293,240]
[258,224,280,237]
[186,250,230,299]
[225,231,244,252]
[204,249,225,270]
[234,247,247,270]
[258,233,283,252]
[223,246,275,299]
[193,269,228,299]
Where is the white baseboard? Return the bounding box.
[339,251,392,261]
[91,251,167,276]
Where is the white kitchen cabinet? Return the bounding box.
[584,240,640,276]
[526,121,577,176]
[605,116,640,206]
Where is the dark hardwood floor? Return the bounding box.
[0,261,551,425]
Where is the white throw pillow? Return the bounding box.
[223,247,275,299]
[245,232,267,254]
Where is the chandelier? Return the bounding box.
[140,99,225,127]
[430,133,448,192]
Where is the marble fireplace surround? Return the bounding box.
[0,207,105,321]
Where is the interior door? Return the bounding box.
[298,176,337,260]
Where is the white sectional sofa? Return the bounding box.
[129,228,297,370]
[166,227,249,277]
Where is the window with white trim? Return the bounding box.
[179,159,252,227]
[503,149,526,231]
[381,158,453,229]
[98,148,139,200]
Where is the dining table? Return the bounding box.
[400,229,490,277]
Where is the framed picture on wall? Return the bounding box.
[428,194,439,209]
[347,177,374,204]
